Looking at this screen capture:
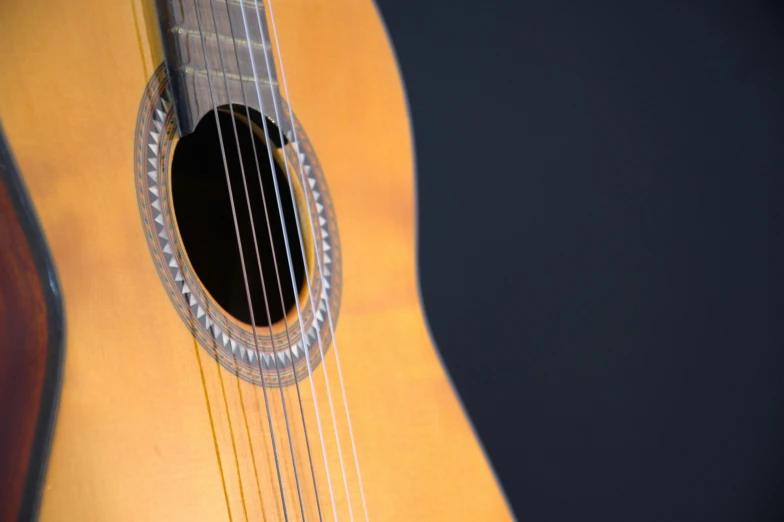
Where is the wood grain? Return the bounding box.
[0,0,514,520]
[0,126,64,522]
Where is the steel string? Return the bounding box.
[193,1,293,519]
[233,1,346,521]
[256,0,371,518]
[203,0,316,517]
[215,0,337,519]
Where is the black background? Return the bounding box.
[374,0,784,520]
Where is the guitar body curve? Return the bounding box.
[0,126,65,522]
[0,1,512,520]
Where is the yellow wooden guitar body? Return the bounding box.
[0,1,512,520]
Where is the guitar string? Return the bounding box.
[210,10,288,520]
[233,369,271,522]
[212,331,251,521]
[234,0,342,520]
[246,5,358,515]
[201,0,310,519]
[207,0,336,519]
[192,1,293,519]
[245,1,358,518]
[259,0,370,518]
[191,332,234,522]
[194,0,363,519]
[193,5,257,520]
[251,383,285,521]
[165,86,235,522]
[216,0,332,519]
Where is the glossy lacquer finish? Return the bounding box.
[0,126,64,522]
[0,0,513,520]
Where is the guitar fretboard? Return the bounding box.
[156,0,284,136]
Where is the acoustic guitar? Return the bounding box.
[0,1,513,520]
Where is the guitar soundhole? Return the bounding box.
[170,107,305,327]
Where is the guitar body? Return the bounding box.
[0,1,511,521]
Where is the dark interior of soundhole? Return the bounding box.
[171,107,305,327]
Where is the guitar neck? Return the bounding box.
[155,0,284,136]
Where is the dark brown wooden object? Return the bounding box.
[155,0,286,137]
[0,125,64,522]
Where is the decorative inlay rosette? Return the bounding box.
[134,64,341,387]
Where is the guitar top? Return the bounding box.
[0,1,514,520]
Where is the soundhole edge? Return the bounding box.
[135,63,342,387]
